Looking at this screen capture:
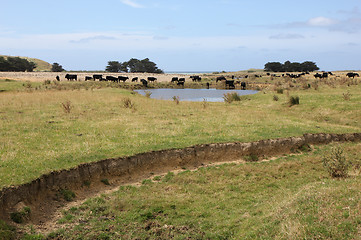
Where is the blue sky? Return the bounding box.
[1,0,361,71]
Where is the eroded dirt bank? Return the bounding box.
[0,132,360,226]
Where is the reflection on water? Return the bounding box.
[135,88,258,102]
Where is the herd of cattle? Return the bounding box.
[57,71,360,90]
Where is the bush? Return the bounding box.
[60,189,76,201]
[323,146,350,178]
[172,96,180,104]
[273,95,279,101]
[61,100,72,114]
[122,97,136,110]
[223,92,241,103]
[10,206,31,224]
[144,90,152,98]
[289,96,300,106]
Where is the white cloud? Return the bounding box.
[269,33,305,40]
[307,17,337,27]
[120,0,144,8]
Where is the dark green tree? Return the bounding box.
[105,61,122,72]
[123,58,163,73]
[264,62,284,72]
[51,62,65,72]
[0,57,36,72]
[264,60,319,72]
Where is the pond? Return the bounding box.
[135,88,259,102]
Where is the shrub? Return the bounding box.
[244,154,259,162]
[289,96,300,106]
[323,146,350,178]
[276,88,284,94]
[223,92,241,103]
[0,220,16,239]
[122,97,136,110]
[144,90,152,98]
[273,95,279,101]
[172,96,180,104]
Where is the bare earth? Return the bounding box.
[0,72,192,83]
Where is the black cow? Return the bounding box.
[147,77,157,82]
[55,75,60,81]
[132,77,138,82]
[85,76,92,81]
[346,72,359,78]
[171,77,178,83]
[241,82,246,90]
[106,76,118,82]
[118,76,129,82]
[216,76,226,82]
[314,73,329,79]
[225,80,235,89]
[141,79,148,87]
[65,74,77,81]
[93,74,103,81]
[190,75,202,82]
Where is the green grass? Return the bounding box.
[0,81,360,189]
[47,142,361,239]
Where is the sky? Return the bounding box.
[1,0,361,72]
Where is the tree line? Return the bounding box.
[264,61,319,72]
[105,58,163,73]
[0,56,37,72]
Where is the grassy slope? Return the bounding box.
[42,142,361,239]
[0,81,360,188]
[0,55,52,72]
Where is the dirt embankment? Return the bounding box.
[0,132,360,226]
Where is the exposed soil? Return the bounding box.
[0,132,360,236]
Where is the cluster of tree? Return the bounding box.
[264,61,319,72]
[51,62,65,72]
[0,56,37,72]
[106,58,163,73]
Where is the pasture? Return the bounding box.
[0,73,360,239]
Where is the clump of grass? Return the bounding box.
[0,220,16,239]
[202,98,208,108]
[288,96,300,106]
[61,100,72,114]
[323,146,350,178]
[276,88,284,94]
[342,91,351,101]
[144,90,152,98]
[223,92,241,103]
[59,189,76,202]
[101,179,110,185]
[244,154,259,162]
[273,95,279,101]
[10,206,31,224]
[122,97,136,110]
[172,96,180,104]
[83,180,91,187]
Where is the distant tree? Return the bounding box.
[106,61,122,72]
[106,58,163,73]
[0,57,36,72]
[51,62,65,72]
[264,60,319,72]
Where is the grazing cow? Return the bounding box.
[147,77,157,82]
[93,74,103,81]
[141,79,148,87]
[225,80,235,89]
[171,77,179,83]
[132,77,138,82]
[346,72,359,78]
[106,76,118,82]
[190,75,202,82]
[118,76,129,82]
[65,74,77,81]
[216,76,226,82]
[85,76,92,81]
[56,75,60,81]
[241,82,246,90]
[206,82,210,89]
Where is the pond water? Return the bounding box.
[135,88,258,102]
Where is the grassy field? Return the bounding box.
[0,76,360,239]
[0,78,360,189]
